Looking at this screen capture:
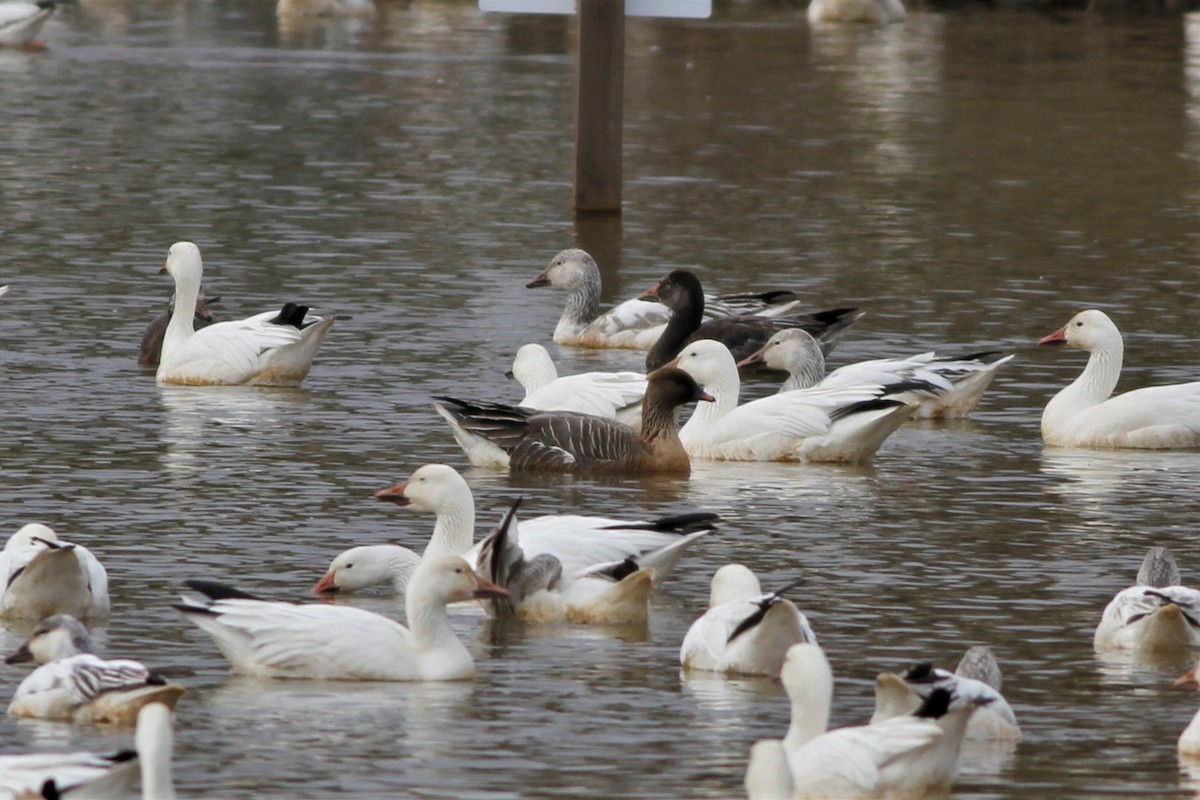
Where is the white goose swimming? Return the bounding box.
[670,339,917,463]
[0,1,58,49]
[1173,663,1200,757]
[679,565,816,677]
[178,554,506,681]
[750,643,951,800]
[0,701,175,800]
[871,655,1021,742]
[0,524,109,621]
[525,249,807,350]
[156,241,334,387]
[1094,546,1200,653]
[507,343,646,426]
[1038,309,1200,448]
[740,328,1014,419]
[6,615,185,725]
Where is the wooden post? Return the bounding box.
[574,0,624,214]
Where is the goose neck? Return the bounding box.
[160,277,200,366]
[425,492,477,558]
[563,269,602,328]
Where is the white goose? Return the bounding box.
[526,249,805,350]
[679,565,816,677]
[313,544,420,596]
[1038,309,1200,448]
[0,1,58,49]
[871,656,1020,742]
[740,328,1014,419]
[178,554,507,681]
[0,702,175,800]
[6,615,185,725]
[670,339,918,463]
[0,524,109,621]
[1094,546,1200,653]
[807,0,905,23]
[156,241,334,387]
[752,643,951,800]
[1174,664,1200,757]
[507,343,646,426]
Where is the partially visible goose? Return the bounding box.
[6,615,185,725]
[670,339,917,463]
[1038,309,1200,448]
[808,0,906,23]
[347,463,715,592]
[433,367,712,475]
[470,500,660,624]
[177,554,507,681]
[1094,546,1200,653]
[754,643,950,800]
[507,343,646,426]
[138,289,219,368]
[640,269,863,371]
[313,544,420,596]
[871,655,1020,742]
[526,249,805,350]
[863,663,997,796]
[679,565,815,677]
[0,1,58,49]
[0,524,109,621]
[1174,661,1200,756]
[156,241,334,387]
[0,702,175,800]
[740,328,1014,419]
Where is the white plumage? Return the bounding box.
[0,524,109,621]
[670,339,916,462]
[1039,309,1200,448]
[679,565,816,676]
[156,241,333,387]
[0,1,57,49]
[508,343,646,425]
[1094,547,1200,653]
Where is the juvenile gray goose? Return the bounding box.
[138,289,218,368]
[434,367,713,475]
[641,269,863,372]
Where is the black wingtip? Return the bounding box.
[913,687,953,719]
[903,662,937,682]
[609,557,640,582]
[267,302,310,329]
[183,579,261,601]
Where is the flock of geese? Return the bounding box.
[2,240,1200,800]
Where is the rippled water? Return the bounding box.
[4,1,1200,797]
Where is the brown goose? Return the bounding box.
[433,367,713,475]
[641,270,864,372]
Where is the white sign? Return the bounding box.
[480,0,711,19]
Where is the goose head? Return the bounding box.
[709,564,763,607]
[1037,309,1121,353]
[737,328,825,373]
[526,249,598,290]
[639,269,704,312]
[374,463,468,514]
[667,339,738,388]
[644,366,715,410]
[5,523,61,552]
[313,545,407,595]
[5,614,95,664]
[508,343,558,389]
[160,241,204,285]
[409,554,509,606]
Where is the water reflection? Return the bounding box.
[1040,449,1200,525]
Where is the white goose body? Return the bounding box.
[156,242,333,387]
[757,643,948,800]
[0,524,109,621]
[807,0,905,23]
[1038,309,1200,449]
[871,655,1020,743]
[743,329,1013,419]
[0,1,56,48]
[178,555,507,681]
[0,702,175,800]
[671,339,916,462]
[373,464,714,584]
[6,615,185,725]
[1093,547,1200,653]
[509,343,646,425]
[679,565,816,676]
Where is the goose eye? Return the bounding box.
[345,563,354,569]
[1075,320,1084,326]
